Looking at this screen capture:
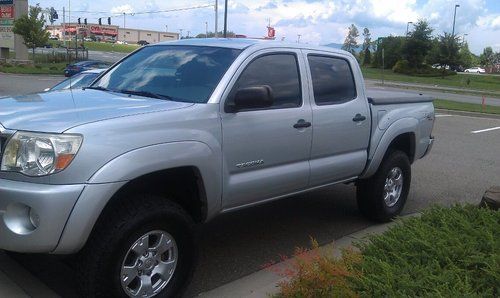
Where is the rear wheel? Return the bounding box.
[77,194,196,298]
[356,150,411,222]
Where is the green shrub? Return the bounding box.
[2,63,13,68]
[49,66,59,70]
[392,60,456,77]
[276,205,499,297]
[35,65,42,69]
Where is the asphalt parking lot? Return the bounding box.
[1,109,498,297]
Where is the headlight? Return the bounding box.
[1,131,82,176]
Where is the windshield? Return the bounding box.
[51,72,100,91]
[92,45,241,103]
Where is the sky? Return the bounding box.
[32,0,500,54]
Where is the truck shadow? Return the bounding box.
[8,183,372,297]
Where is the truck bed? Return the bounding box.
[367,90,434,105]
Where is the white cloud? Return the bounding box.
[111,4,134,14]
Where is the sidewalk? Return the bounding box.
[197,215,417,298]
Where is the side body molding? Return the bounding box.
[55,141,221,254]
[360,117,419,179]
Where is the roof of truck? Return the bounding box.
[155,38,351,55]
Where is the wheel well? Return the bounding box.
[98,167,207,224]
[387,133,416,163]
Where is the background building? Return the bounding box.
[46,23,179,44]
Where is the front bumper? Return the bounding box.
[0,179,84,253]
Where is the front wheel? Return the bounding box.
[77,195,196,298]
[356,150,411,222]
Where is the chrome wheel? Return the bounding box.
[121,230,178,298]
[383,167,403,207]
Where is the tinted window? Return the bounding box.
[308,55,356,105]
[232,54,301,109]
[93,46,241,103]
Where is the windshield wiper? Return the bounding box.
[118,90,173,101]
[83,86,111,92]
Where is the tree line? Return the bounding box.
[342,21,500,74]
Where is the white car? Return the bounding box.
[464,67,486,73]
[116,40,128,45]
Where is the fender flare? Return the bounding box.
[360,117,419,179]
[54,141,221,254]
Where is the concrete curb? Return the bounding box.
[435,109,500,120]
[197,213,420,298]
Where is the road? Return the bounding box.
[365,79,500,106]
[0,74,499,296]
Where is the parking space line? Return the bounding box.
[471,126,500,134]
[435,114,453,117]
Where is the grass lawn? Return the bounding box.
[276,205,499,297]
[0,62,66,75]
[48,40,140,53]
[434,99,500,115]
[362,67,500,93]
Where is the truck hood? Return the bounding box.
[0,89,193,133]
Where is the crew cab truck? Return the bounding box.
[0,39,434,297]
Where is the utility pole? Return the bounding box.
[179,29,183,39]
[297,34,301,43]
[205,22,208,37]
[406,21,413,36]
[187,31,190,38]
[214,0,218,37]
[223,0,228,37]
[123,12,126,28]
[452,4,460,37]
[63,7,66,47]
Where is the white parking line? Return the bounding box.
[471,126,500,134]
[435,114,453,117]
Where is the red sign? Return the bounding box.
[267,27,275,38]
[90,25,117,36]
[0,5,14,19]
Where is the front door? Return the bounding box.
[221,50,313,209]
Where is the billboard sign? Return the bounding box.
[0,5,14,19]
[0,0,14,5]
[0,18,13,25]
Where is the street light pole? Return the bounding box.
[214,0,218,37]
[452,4,460,37]
[297,34,301,43]
[223,0,228,38]
[205,22,208,37]
[406,21,413,36]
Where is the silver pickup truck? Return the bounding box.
[0,39,434,297]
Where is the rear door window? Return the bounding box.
[307,55,356,105]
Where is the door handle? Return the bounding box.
[293,119,311,129]
[352,114,366,122]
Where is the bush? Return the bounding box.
[49,66,59,70]
[276,205,499,297]
[2,63,13,68]
[35,65,42,69]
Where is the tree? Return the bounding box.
[432,33,460,76]
[342,24,359,55]
[479,47,494,67]
[402,20,433,68]
[195,31,236,38]
[12,5,49,62]
[458,42,473,68]
[362,28,372,65]
[373,36,405,69]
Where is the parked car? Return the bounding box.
[83,37,93,42]
[0,39,435,297]
[45,69,107,92]
[64,60,111,77]
[137,40,150,46]
[464,67,486,73]
[116,40,128,45]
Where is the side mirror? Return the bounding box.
[227,85,273,112]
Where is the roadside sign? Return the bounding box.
[0,5,14,19]
[0,19,13,25]
[0,24,14,48]
[0,0,14,5]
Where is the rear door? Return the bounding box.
[304,51,371,186]
[220,49,313,209]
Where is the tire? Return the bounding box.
[356,150,411,222]
[76,194,196,298]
